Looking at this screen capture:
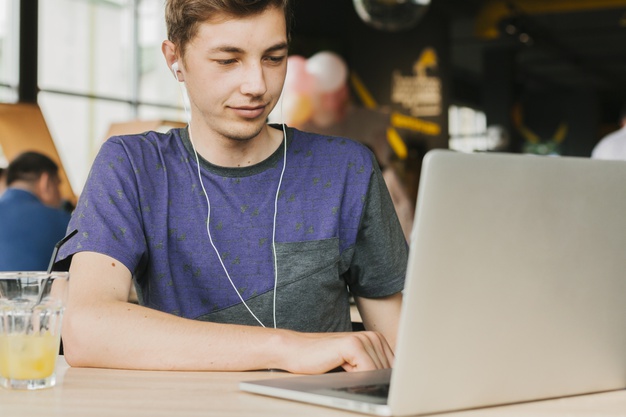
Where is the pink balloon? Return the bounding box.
[284,55,317,94]
[287,55,307,72]
[305,51,348,93]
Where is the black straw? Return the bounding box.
[46,229,78,274]
[34,229,78,307]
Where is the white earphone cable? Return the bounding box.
[175,67,285,329]
[272,99,288,329]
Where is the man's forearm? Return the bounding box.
[62,300,291,371]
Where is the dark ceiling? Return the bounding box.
[447,0,626,119]
[292,0,626,123]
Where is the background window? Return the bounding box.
[0,0,19,102]
[38,0,184,194]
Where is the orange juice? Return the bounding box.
[0,333,59,380]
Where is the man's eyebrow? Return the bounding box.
[265,42,289,53]
[209,42,288,55]
[210,46,244,54]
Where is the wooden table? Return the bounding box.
[0,357,625,416]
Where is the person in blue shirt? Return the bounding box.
[0,151,71,271]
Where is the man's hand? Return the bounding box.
[279,330,394,374]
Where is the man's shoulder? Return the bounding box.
[97,128,185,164]
[104,128,183,151]
[0,190,70,220]
[293,127,366,148]
[290,128,374,162]
[0,188,39,206]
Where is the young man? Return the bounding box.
[0,151,71,271]
[58,0,407,374]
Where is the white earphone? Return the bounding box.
[172,57,287,329]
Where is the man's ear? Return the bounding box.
[35,172,50,199]
[36,172,61,208]
[162,40,182,81]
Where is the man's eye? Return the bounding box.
[216,59,237,65]
[266,56,286,64]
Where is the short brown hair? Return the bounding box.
[6,151,59,186]
[165,0,291,60]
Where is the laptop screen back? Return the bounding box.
[389,150,626,415]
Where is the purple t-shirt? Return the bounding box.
[58,126,406,331]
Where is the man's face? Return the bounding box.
[181,7,288,143]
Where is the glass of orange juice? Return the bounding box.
[0,271,69,390]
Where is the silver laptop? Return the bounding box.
[240,150,626,416]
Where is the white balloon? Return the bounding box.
[305,51,348,93]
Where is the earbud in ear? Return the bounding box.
[171,61,181,81]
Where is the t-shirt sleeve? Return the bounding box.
[345,158,408,298]
[56,138,148,274]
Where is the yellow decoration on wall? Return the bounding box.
[391,112,441,136]
[387,127,408,159]
[350,72,378,110]
[351,68,442,159]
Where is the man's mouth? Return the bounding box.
[230,104,267,119]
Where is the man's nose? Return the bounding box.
[240,63,267,97]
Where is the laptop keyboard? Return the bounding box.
[333,383,390,399]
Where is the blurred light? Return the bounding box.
[353,0,431,32]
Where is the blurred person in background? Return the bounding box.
[0,167,6,196]
[591,105,626,160]
[0,151,71,271]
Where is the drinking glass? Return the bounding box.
[0,271,69,390]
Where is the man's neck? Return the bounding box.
[188,123,283,168]
[8,181,38,196]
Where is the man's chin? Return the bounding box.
[223,119,268,142]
